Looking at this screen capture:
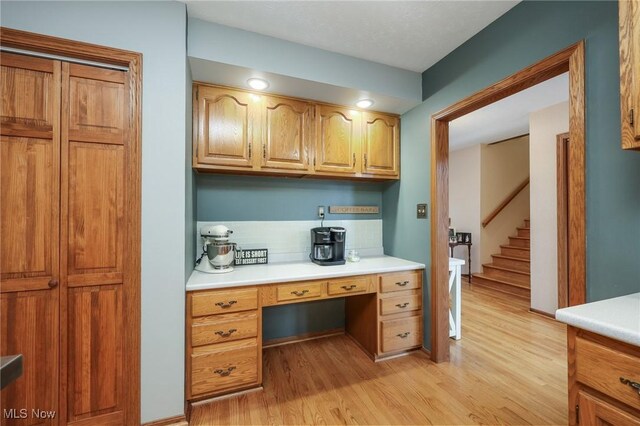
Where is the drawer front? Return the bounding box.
[192,288,258,317]
[576,336,640,410]
[327,276,369,296]
[276,280,324,302]
[379,271,421,293]
[381,315,422,353]
[191,338,258,397]
[380,292,422,316]
[192,312,258,347]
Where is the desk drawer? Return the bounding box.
[379,271,421,293]
[380,292,422,316]
[576,336,640,411]
[276,280,324,302]
[191,338,258,397]
[328,276,369,296]
[381,315,422,353]
[192,311,258,347]
[191,288,258,317]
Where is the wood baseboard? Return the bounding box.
[529,308,557,320]
[262,328,345,349]
[142,414,187,426]
[420,347,432,358]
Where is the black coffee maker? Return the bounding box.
[310,227,346,266]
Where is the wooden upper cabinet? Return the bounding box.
[620,0,640,149]
[362,112,399,177]
[196,86,258,169]
[261,96,313,171]
[315,105,361,174]
[192,84,400,179]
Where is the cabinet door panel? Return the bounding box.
[620,0,640,149]
[1,291,59,426]
[67,286,123,423]
[578,391,640,426]
[315,106,360,174]
[262,97,312,171]
[362,113,399,177]
[197,86,256,168]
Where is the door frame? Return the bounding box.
[430,42,586,362]
[557,133,570,309]
[0,27,142,423]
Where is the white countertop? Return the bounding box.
[556,292,640,347]
[186,256,425,292]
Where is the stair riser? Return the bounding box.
[501,247,530,259]
[482,266,530,287]
[524,219,530,227]
[492,256,530,272]
[517,228,530,238]
[509,237,530,248]
[472,276,530,299]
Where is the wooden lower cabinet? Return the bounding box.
[568,326,640,425]
[186,270,424,406]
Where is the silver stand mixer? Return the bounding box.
[195,225,240,274]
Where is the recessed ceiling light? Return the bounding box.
[247,78,269,91]
[356,99,374,109]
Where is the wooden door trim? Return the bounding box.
[557,133,569,309]
[1,27,142,424]
[430,42,586,362]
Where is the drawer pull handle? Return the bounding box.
[620,377,640,395]
[397,332,411,339]
[396,302,410,308]
[341,285,357,291]
[291,289,309,297]
[214,366,236,377]
[215,328,237,338]
[215,300,237,309]
[395,281,409,287]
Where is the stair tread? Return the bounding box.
[472,273,530,290]
[509,236,530,240]
[500,244,530,251]
[492,254,531,263]
[482,263,530,276]
[517,226,530,230]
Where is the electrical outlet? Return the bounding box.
[318,206,325,219]
[417,203,427,219]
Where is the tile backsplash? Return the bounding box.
[194,220,384,264]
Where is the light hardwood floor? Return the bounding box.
[190,284,568,425]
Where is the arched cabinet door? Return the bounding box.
[314,105,361,174]
[260,96,313,172]
[195,86,259,169]
[362,112,399,177]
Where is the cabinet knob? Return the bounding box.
[352,153,356,167]
[291,289,309,297]
[214,366,236,377]
[396,332,411,339]
[215,329,237,338]
[341,285,357,291]
[395,281,409,287]
[215,300,237,309]
[48,279,59,288]
[395,302,409,308]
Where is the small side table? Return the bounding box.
[449,242,472,283]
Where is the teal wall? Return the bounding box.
[384,0,640,349]
[196,174,385,340]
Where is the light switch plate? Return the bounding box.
[417,203,427,219]
[318,206,325,219]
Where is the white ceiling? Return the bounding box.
[449,73,569,151]
[184,1,520,73]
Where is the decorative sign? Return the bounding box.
[329,205,379,214]
[235,248,268,266]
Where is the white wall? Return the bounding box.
[449,145,482,274]
[1,2,188,423]
[529,101,568,314]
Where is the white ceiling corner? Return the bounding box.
[183,0,520,73]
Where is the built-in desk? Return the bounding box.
[185,256,425,404]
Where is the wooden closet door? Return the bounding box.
[261,96,313,171]
[362,112,399,177]
[0,52,60,426]
[315,105,361,174]
[61,62,128,425]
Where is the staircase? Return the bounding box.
[473,219,530,299]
